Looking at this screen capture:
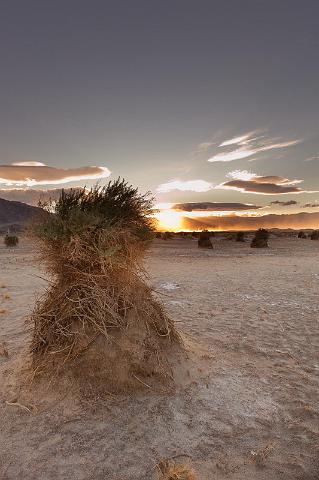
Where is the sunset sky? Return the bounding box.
[0,1,319,230]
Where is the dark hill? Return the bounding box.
[0,197,43,230]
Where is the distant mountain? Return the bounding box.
[0,197,44,230]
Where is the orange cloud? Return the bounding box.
[218,170,313,195]
[182,212,319,231]
[172,202,263,212]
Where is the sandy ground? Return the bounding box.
[0,236,319,479]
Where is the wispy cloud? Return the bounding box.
[172,201,263,212]
[305,155,319,162]
[219,131,256,147]
[208,131,301,163]
[217,170,313,195]
[270,200,298,206]
[0,163,111,186]
[302,201,319,208]
[157,179,213,193]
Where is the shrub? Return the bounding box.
[162,231,173,240]
[310,230,319,240]
[198,230,213,249]
[30,179,181,391]
[251,228,269,248]
[4,234,19,247]
[236,231,245,242]
[298,230,307,239]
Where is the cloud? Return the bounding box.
[270,200,298,206]
[0,163,111,186]
[172,202,263,212]
[157,179,213,193]
[305,155,319,162]
[208,131,301,163]
[218,170,311,195]
[302,202,319,208]
[219,132,256,147]
[0,187,84,206]
[182,212,319,231]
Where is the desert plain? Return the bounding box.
[0,235,318,479]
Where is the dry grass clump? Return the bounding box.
[251,228,269,248]
[198,230,213,249]
[30,179,181,391]
[156,459,197,480]
[4,234,19,247]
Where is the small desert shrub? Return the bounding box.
[4,234,19,247]
[236,231,245,242]
[30,179,181,390]
[251,228,269,248]
[162,231,173,240]
[156,459,197,480]
[310,230,319,240]
[298,230,307,239]
[198,230,213,248]
[155,232,162,239]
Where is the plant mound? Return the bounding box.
[251,228,269,248]
[236,231,245,242]
[198,231,213,249]
[30,179,181,391]
[4,234,19,247]
[298,230,307,239]
[310,230,319,240]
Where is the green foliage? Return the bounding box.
[4,234,19,247]
[35,178,155,244]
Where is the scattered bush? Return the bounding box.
[251,228,269,248]
[310,230,319,240]
[298,230,307,239]
[198,230,213,249]
[162,231,173,240]
[236,231,245,242]
[30,179,181,391]
[4,234,19,247]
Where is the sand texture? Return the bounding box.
[0,236,318,479]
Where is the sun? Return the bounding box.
[155,208,183,231]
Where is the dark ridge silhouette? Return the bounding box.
[0,197,43,228]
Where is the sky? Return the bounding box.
[0,0,319,230]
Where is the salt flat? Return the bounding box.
[0,236,318,479]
